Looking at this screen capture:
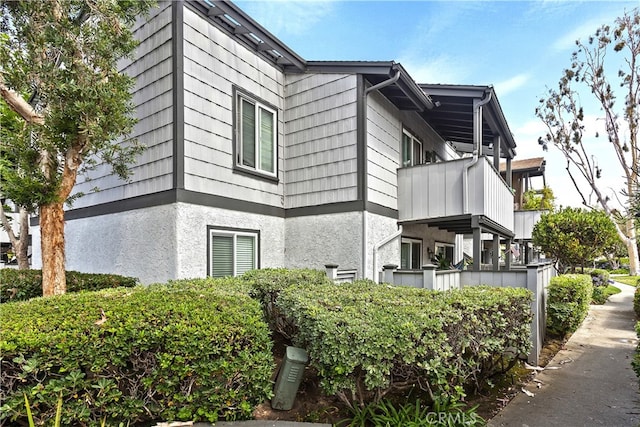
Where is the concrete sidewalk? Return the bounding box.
[489,282,640,427]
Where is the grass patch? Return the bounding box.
[592,285,621,304]
[610,275,639,287]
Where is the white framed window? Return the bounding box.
[435,242,454,264]
[236,89,277,178]
[401,129,423,167]
[208,227,259,278]
[401,237,422,269]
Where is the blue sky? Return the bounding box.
[236,0,640,209]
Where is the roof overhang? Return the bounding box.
[399,214,515,238]
[192,1,307,71]
[500,157,546,176]
[419,84,517,159]
[296,61,435,112]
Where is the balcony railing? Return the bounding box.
[397,156,514,230]
[514,210,544,240]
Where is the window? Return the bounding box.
[424,150,440,164]
[401,129,422,167]
[208,227,258,278]
[435,242,454,264]
[235,89,277,177]
[401,237,422,269]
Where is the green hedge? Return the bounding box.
[588,268,610,287]
[0,278,273,425]
[547,274,593,337]
[0,269,138,303]
[276,281,532,408]
[634,286,640,318]
[240,268,332,338]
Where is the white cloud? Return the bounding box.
[399,54,468,85]
[551,19,604,52]
[550,5,635,53]
[237,1,336,37]
[495,73,530,97]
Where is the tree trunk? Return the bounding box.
[626,217,639,276]
[15,208,30,269]
[40,202,66,296]
[0,206,31,269]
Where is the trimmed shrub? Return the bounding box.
[0,269,138,303]
[634,286,640,318]
[592,285,621,305]
[0,278,273,425]
[547,274,593,337]
[276,281,532,408]
[240,268,332,338]
[588,268,610,287]
[633,322,640,380]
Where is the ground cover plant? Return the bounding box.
[0,278,273,425]
[275,280,532,409]
[0,269,137,303]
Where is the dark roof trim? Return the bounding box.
[301,61,433,112]
[190,0,306,71]
[420,84,517,156]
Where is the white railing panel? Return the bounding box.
[514,210,544,240]
[397,157,513,228]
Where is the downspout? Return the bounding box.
[373,225,403,283]
[365,68,401,96]
[463,89,493,213]
[362,68,401,279]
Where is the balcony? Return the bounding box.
[397,156,514,233]
[514,210,544,240]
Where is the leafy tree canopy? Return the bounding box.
[535,8,640,274]
[532,207,621,272]
[0,0,153,210]
[522,186,555,211]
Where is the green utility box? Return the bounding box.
[271,346,309,410]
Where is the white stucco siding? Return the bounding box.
[182,7,285,207]
[174,203,285,279]
[284,73,359,209]
[366,212,402,281]
[284,212,362,275]
[402,223,457,264]
[33,202,286,285]
[32,204,179,284]
[71,2,174,209]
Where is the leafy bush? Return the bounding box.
[634,322,640,381]
[588,268,610,287]
[277,281,532,408]
[0,269,138,303]
[547,274,593,337]
[634,286,640,318]
[0,278,273,425]
[592,285,621,305]
[240,268,332,338]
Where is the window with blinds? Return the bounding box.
[237,91,276,177]
[209,230,258,278]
